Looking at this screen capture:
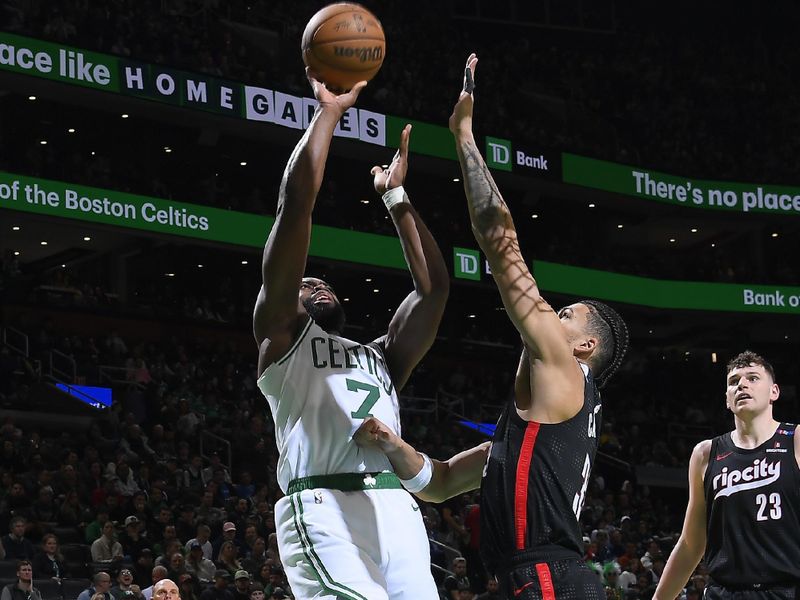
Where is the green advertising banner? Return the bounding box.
[562,153,800,216]
[0,171,407,269]
[2,171,799,314]
[532,260,800,314]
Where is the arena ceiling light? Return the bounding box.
[68,128,76,133]
[197,264,204,268]
[241,260,248,265]
[83,236,91,241]
[531,214,539,219]
[669,238,676,243]
[372,288,379,293]
[240,161,247,166]
[13,251,20,256]
[617,224,623,229]
[28,95,36,100]
[588,203,595,208]
[360,199,369,204]
[691,228,698,233]
[771,232,779,238]
[343,298,350,302]
[365,278,372,282]
[12,226,20,231]
[164,147,172,153]
[165,273,175,277]
[121,114,129,119]
[39,140,47,145]
[453,178,460,182]
[40,241,47,245]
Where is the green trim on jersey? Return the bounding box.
[290,494,370,600]
[287,472,402,495]
[276,317,314,367]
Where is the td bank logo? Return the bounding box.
[486,137,512,172]
[454,247,481,280]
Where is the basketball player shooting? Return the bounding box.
[653,351,800,600]
[252,67,447,599]
[355,53,629,599]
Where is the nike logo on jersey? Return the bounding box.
[514,582,535,597]
[712,459,781,498]
[716,451,734,461]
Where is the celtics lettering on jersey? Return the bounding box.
[257,319,401,494]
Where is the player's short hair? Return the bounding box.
[726,350,776,382]
[580,299,629,388]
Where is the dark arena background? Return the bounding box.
[1,1,799,599]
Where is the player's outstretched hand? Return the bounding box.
[370,124,412,195]
[353,417,402,454]
[449,53,478,137]
[306,67,367,114]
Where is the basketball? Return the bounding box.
[301,3,385,91]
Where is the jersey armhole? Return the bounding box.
[702,437,718,484]
[258,317,314,384]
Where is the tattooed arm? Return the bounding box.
[449,54,582,418]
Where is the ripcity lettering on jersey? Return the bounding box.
[309,336,394,395]
[712,459,781,498]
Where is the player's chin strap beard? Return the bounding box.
[303,298,346,334]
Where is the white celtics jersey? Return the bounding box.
[257,318,401,494]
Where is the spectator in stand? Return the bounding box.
[142,566,168,600]
[183,456,205,493]
[110,569,137,599]
[91,520,124,564]
[475,578,501,600]
[175,506,197,544]
[619,558,644,592]
[166,552,186,583]
[31,533,66,579]
[215,541,242,578]
[58,489,89,527]
[185,524,213,561]
[232,472,255,500]
[121,515,153,561]
[29,485,59,532]
[112,461,141,498]
[247,583,264,600]
[196,491,225,525]
[0,560,42,600]
[178,573,200,600]
[86,506,111,544]
[232,571,250,600]
[77,571,113,600]
[201,455,230,488]
[200,570,234,600]
[2,517,36,560]
[241,537,266,574]
[153,525,180,559]
[443,558,471,600]
[240,525,258,557]
[132,549,155,589]
[213,522,237,557]
[185,543,216,583]
[155,540,183,569]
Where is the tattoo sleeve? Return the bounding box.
[455,137,511,235]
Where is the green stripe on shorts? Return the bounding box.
[290,494,369,600]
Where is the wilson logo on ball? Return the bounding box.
[333,46,384,62]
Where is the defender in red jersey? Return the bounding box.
[654,352,800,600]
[355,54,629,600]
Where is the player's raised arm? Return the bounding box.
[354,417,489,503]
[253,70,366,367]
[653,440,710,600]
[370,125,450,390]
[449,55,577,377]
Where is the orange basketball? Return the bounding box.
[301,3,385,91]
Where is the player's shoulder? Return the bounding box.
[692,439,713,462]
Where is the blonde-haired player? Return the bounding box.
[253,68,448,599]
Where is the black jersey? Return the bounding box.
[479,363,601,574]
[703,423,800,586]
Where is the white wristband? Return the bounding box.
[400,452,433,493]
[381,186,409,211]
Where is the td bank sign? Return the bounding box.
[485,136,555,176]
[453,247,492,281]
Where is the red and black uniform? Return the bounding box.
[480,363,602,599]
[703,423,800,600]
